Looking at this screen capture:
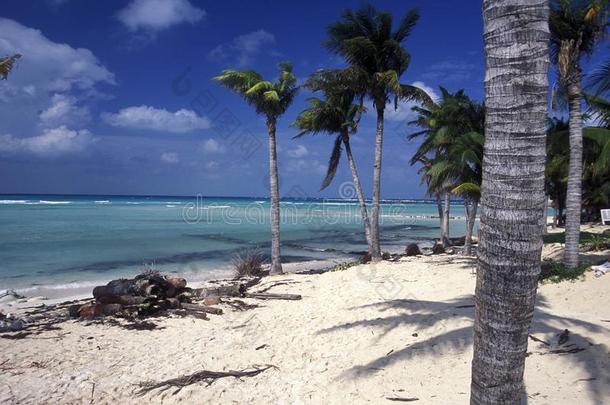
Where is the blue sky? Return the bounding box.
[0,0,607,198]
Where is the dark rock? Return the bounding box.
[405,243,422,256]
[432,243,446,255]
[361,253,372,264]
[382,252,391,260]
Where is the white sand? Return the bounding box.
[1,248,609,404]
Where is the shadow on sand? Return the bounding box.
[318,292,609,403]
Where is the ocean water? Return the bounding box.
[0,194,469,296]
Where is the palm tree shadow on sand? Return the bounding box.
[317,293,609,403]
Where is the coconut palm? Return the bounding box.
[471,1,550,403]
[549,0,608,269]
[292,69,372,252]
[546,118,571,226]
[326,4,432,260]
[409,88,483,251]
[213,62,298,275]
[0,54,21,80]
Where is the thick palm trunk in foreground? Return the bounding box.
[342,132,372,252]
[564,80,583,269]
[267,118,283,275]
[370,107,385,260]
[471,1,549,403]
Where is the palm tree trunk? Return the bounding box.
[370,106,384,261]
[267,117,283,275]
[442,193,451,247]
[436,193,444,240]
[564,80,583,269]
[341,132,372,252]
[471,1,549,404]
[464,198,478,256]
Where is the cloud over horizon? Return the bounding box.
[0,126,95,156]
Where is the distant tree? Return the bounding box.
[293,69,372,252]
[326,4,432,260]
[471,0,550,403]
[549,0,608,269]
[0,54,21,80]
[213,62,298,274]
[410,88,484,253]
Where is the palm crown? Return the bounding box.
[550,0,608,85]
[325,5,432,109]
[213,61,298,121]
[293,69,366,189]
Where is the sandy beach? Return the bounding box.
[1,230,609,404]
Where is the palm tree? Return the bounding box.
[471,0,550,403]
[546,118,571,227]
[0,54,21,80]
[549,0,608,269]
[292,69,372,252]
[409,88,483,251]
[326,4,432,260]
[213,62,298,275]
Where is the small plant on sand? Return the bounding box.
[540,261,588,284]
[232,250,265,279]
[329,260,360,272]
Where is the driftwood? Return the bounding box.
[180,303,223,315]
[137,365,276,395]
[193,284,244,298]
[245,292,301,301]
[386,397,419,402]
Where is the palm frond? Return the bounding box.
[0,54,21,80]
[320,135,343,190]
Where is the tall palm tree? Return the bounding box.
[213,62,298,275]
[326,4,432,260]
[549,0,608,269]
[471,0,550,403]
[292,69,372,252]
[546,118,571,226]
[0,54,21,80]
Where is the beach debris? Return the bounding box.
[361,252,372,264]
[405,243,422,256]
[590,261,610,277]
[557,329,570,346]
[386,397,419,402]
[529,334,551,346]
[136,364,277,395]
[0,312,33,332]
[73,271,300,320]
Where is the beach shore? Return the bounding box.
[1,226,609,404]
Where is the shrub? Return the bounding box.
[539,261,588,283]
[232,249,265,278]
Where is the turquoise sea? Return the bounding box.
[0,194,470,296]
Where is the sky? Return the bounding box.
[0,0,607,199]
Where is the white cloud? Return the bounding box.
[205,160,219,170]
[0,126,94,155]
[102,105,210,133]
[208,29,275,67]
[39,94,90,127]
[117,0,205,33]
[383,81,439,122]
[0,18,114,95]
[287,144,308,158]
[201,138,224,154]
[160,152,179,163]
[285,159,326,175]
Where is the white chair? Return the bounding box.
[602,209,610,225]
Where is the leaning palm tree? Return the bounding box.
[549,0,608,269]
[213,62,298,275]
[326,4,432,260]
[470,1,550,403]
[0,54,21,80]
[292,69,372,252]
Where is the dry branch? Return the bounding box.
[137,365,277,395]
